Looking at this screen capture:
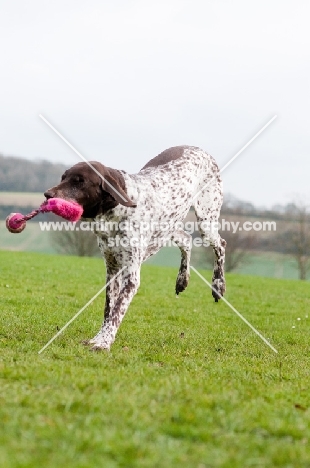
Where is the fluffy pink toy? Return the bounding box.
[6,198,83,234]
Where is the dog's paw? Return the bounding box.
[81,329,108,347]
[88,333,113,352]
[90,343,111,352]
[175,271,190,295]
[81,338,98,346]
[212,278,226,302]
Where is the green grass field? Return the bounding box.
[0,221,56,254]
[0,192,43,207]
[1,250,310,467]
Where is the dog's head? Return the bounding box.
[44,161,136,218]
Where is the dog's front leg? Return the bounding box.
[83,264,121,347]
[90,266,141,351]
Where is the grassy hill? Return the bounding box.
[1,251,310,467]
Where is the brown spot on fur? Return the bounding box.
[141,146,192,170]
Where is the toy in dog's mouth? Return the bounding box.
[40,198,83,220]
[6,198,83,234]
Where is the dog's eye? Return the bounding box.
[73,176,84,184]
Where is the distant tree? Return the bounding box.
[282,201,310,280]
[222,229,257,272]
[0,154,67,192]
[50,222,99,257]
[222,193,257,216]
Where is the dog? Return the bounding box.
[44,145,226,350]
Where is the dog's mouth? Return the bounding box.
[44,192,76,203]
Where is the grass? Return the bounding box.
[0,220,56,254]
[0,192,43,206]
[1,250,310,467]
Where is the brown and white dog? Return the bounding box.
[44,146,226,350]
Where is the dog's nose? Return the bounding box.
[44,190,54,199]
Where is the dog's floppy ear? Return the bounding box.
[89,161,136,208]
[101,172,136,207]
[101,173,137,207]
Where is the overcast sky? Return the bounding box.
[0,0,309,207]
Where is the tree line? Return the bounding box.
[0,154,67,192]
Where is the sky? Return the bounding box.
[0,0,309,207]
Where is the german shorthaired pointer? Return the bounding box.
[44,146,226,350]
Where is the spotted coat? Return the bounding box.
[44,145,226,350]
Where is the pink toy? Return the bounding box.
[6,198,83,234]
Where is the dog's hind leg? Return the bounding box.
[194,179,226,302]
[172,230,192,295]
